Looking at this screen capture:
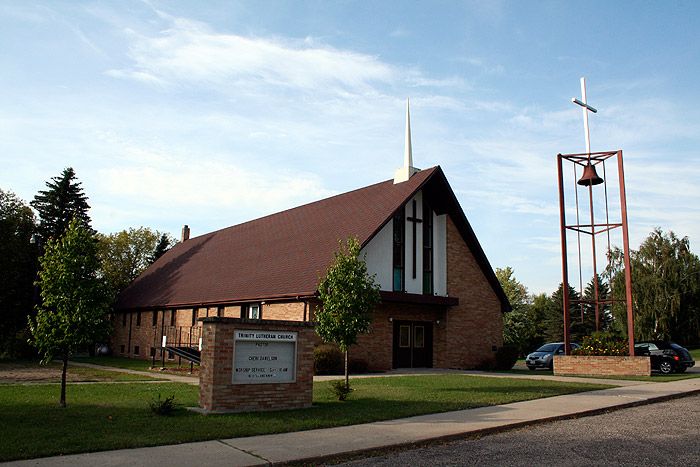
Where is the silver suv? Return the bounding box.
[526,342,579,370]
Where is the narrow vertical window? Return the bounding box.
[170,309,177,326]
[393,206,405,292]
[136,311,141,326]
[152,310,158,327]
[422,201,433,295]
[247,303,260,319]
[192,308,198,326]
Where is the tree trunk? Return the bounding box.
[344,349,349,390]
[60,355,68,407]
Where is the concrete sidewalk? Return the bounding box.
[6,376,699,466]
[68,361,200,385]
[70,361,653,387]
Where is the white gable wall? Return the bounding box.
[361,220,393,290]
[361,189,448,296]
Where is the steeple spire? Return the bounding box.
[394,98,420,184]
[404,98,413,169]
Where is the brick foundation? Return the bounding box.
[198,318,315,413]
[554,355,651,376]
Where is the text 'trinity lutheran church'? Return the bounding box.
[112,103,510,371]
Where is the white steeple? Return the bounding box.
[394,98,420,184]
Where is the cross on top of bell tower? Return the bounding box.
[571,77,598,155]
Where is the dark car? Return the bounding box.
[634,341,695,374]
[526,342,580,370]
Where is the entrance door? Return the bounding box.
[392,321,433,368]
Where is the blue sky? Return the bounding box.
[1,1,699,295]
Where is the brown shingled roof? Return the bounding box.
[115,166,510,312]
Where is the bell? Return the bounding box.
[577,163,604,186]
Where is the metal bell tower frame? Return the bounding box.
[557,78,635,356]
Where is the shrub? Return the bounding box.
[314,344,343,375]
[494,345,519,370]
[348,358,368,374]
[149,394,177,415]
[330,380,353,401]
[572,331,628,356]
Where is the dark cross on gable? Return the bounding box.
[406,199,422,279]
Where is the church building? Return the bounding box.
[112,105,510,371]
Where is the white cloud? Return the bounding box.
[107,17,396,96]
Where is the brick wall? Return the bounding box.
[442,217,502,369]
[352,303,446,371]
[554,356,651,376]
[199,318,315,413]
[112,216,504,372]
[263,302,307,321]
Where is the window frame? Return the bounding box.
[392,206,406,292]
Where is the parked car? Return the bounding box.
[526,342,580,370]
[634,341,695,374]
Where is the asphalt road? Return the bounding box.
[334,393,700,466]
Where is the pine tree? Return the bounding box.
[30,167,92,241]
[544,283,581,342]
[149,233,177,264]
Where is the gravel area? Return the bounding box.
[335,394,700,466]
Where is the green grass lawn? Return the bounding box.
[0,375,610,461]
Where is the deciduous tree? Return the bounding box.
[29,218,111,407]
[607,228,700,344]
[496,267,534,355]
[98,228,176,298]
[316,237,380,393]
[0,189,36,357]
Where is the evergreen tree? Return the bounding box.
[577,275,611,336]
[543,283,581,342]
[149,232,177,264]
[0,189,37,357]
[30,218,111,407]
[30,167,92,241]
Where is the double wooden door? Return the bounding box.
[392,320,433,368]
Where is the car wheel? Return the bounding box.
[659,360,674,375]
[548,361,554,370]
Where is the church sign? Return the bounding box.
[233,330,297,384]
